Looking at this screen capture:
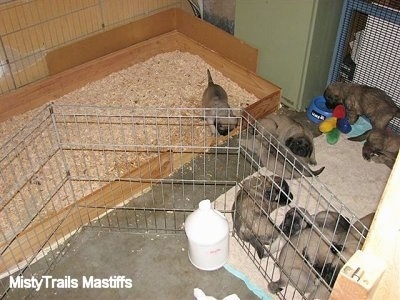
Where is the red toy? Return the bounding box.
[319,104,351,144]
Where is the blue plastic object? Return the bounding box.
[306,96,333,124]
[337,118,352,134]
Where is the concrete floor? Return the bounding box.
[4,108,316,300]
[5,135,262,300]
[14,229,259,300]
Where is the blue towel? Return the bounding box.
[346,116,372,138]
[223,264,273,300]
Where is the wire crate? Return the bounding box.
[0,104,370,299]
[329,0,400,133]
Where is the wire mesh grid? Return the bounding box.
[329,0,400,132]
[0,104,371,299]
[0,0,185,94]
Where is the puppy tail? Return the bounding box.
[348,129,371,142]
[207,69,214,85]
[338,215,351,231]
[308,166,325,177]
[278,179,293,205]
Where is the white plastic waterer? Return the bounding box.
[184,199,229,271]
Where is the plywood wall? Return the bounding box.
[0,0,190,94]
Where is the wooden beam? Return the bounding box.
[46,9,177,75]
[331,154,400,299]
[0,30,280,123]
[174,8,259,72]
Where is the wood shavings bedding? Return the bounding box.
[0,50,259,237]
[0,50,257,141]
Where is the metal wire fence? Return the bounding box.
[329,0,400,132]
[0,104,372,299]
[0,0,185,94]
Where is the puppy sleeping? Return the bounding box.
[268,210,373,299]
[348,129,400,168]
[324,82,400,130]
[244,114,324,178]
[254,114,318,165]
[268,224,335,299]
[232,173,293,259]
[202,69,238,136]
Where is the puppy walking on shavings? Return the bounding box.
[202,69,238,136]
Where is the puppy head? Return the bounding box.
[214,114,238,136]
[361,143,377,161]
[262,176,293,206]
[324,82,345,109]
[314,210,351,232]
[280,207,311,237]
[285,136,313,158]
[241,175,292,212]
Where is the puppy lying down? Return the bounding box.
[211,167,374,300]
[324,82,400,130]
[244,113,324,179]
[349,128,400,169]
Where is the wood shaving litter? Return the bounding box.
[0,50,259,238]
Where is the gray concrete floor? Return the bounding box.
[19,229,259,300]
[4,107,315,300]
[5,135,261,300]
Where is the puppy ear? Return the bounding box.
[299,137,313,158]
[338,215,351,231]
[277,179,292,205]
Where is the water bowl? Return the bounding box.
[306,95,333,124]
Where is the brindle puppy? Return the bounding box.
[232,173,293,259]
[202,69,238,136]
[348,129,400,168]
[324,82,400,130]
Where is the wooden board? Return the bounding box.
[45,8,258,76]
[331,155,400,300]
[0,30,280,122]
[45,9,176,75]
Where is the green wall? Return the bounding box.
[235,0,343,110]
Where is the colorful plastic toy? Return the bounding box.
[326,128,340,145]
[318,104,351,144]
[337,118,352,134]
